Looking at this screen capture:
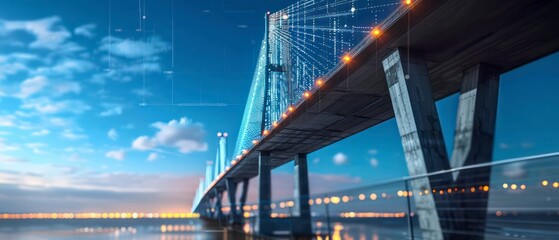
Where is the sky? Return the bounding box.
[0,0,558,213]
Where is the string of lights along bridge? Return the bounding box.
[192,0,415,210]
[235,0,409,160]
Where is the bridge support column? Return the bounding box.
[257,151,272,235]
[226,178,241,225]
[293,153,312,235]
[213,189,224,220]
[382,48,451,240]
[383,48,501,239]
[239,178,250,220]
[450,63,500,239]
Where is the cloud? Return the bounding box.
[132,136,156,151]
[21,98,90,115]
[370,158,379,168]
[105,149,125,161]
[147,153,158,162]
[32,59,95,77]
[100,36,170,59]
[99,104,123,117]
[0,139,19,152]
[333,152,348,165]
[53,81,81,96]
[74,23,96,38]
[313,158,320,164]
[60,129,87,140]
[0,115,16,127]
[0,171,201,212]
[132,117,207,154]
[0,154,27,163]
[1,16,71,50]
[368,149,378,155]
[107,128,118,141]
[16,76,48,99]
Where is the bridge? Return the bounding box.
[191,0,559,238]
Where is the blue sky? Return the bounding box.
[0,0,558,212]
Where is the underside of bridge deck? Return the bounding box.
[199,0,559,201]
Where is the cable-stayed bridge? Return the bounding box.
[192,0,559,238]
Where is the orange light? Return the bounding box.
[252,140,258,145]
[342,54,351,63]
[242,149,248,154]
[262,129,269,135]
[405,0,412,5]
[282,113,288,119]
[288,106,295,112]
[272,121,278,127]
[542,180,549,186]
[315,79,324,87]
[371,27,381,36]
[303,91,310,98]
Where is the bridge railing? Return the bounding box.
[221,152,559,239]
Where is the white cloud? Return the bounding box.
[99,104,123,117]
[100,36,170,59]
[313,158,320,164]
[147,153,158,162]
[0,154,27,163]
[60,129,87,140]
[0,115,16,127]
[16,76,48,99]
[368,149,378,155]
[33,59,95,76]
[1,16,71,50]
[53,81,81,96]
[31,129,50,136]
[370,158,379,168]
[132,136,157,151]
[131,117,207,154]
[22,98,90,115]
[333,152,348,165]
[74,23,96,38]
[107,128,118,141]
[105,149,125,161]
[0,139,19,152]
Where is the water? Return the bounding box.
[0,218,237,240]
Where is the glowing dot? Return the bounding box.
[502,183,508,189]
[342,54,351,63]
[282,113,288,119]
[405,0,412,5]
[272,121,278,127]
[371,27,381,36]
[358,194,365,200]
[316,79,324,87]
[370,193,377,200]
[554,182,559,188]
[282,14,288,20]
[303,91,311,98]
[483,185,490,192]
[542,180,549,186]
[350,7,356,13]
[511,184,517,190]
[262,130,269,136]
[520,184,526,190]
[288,106,295,112]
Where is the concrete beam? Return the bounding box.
[383,48,450,240]
[226,178,239,225]
[239,178,250,219]
[293,153,312,235]
[257,151,272,235]
[213,189,224,220]
[450,63,500,238]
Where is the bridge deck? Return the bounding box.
[201,0,559,199]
